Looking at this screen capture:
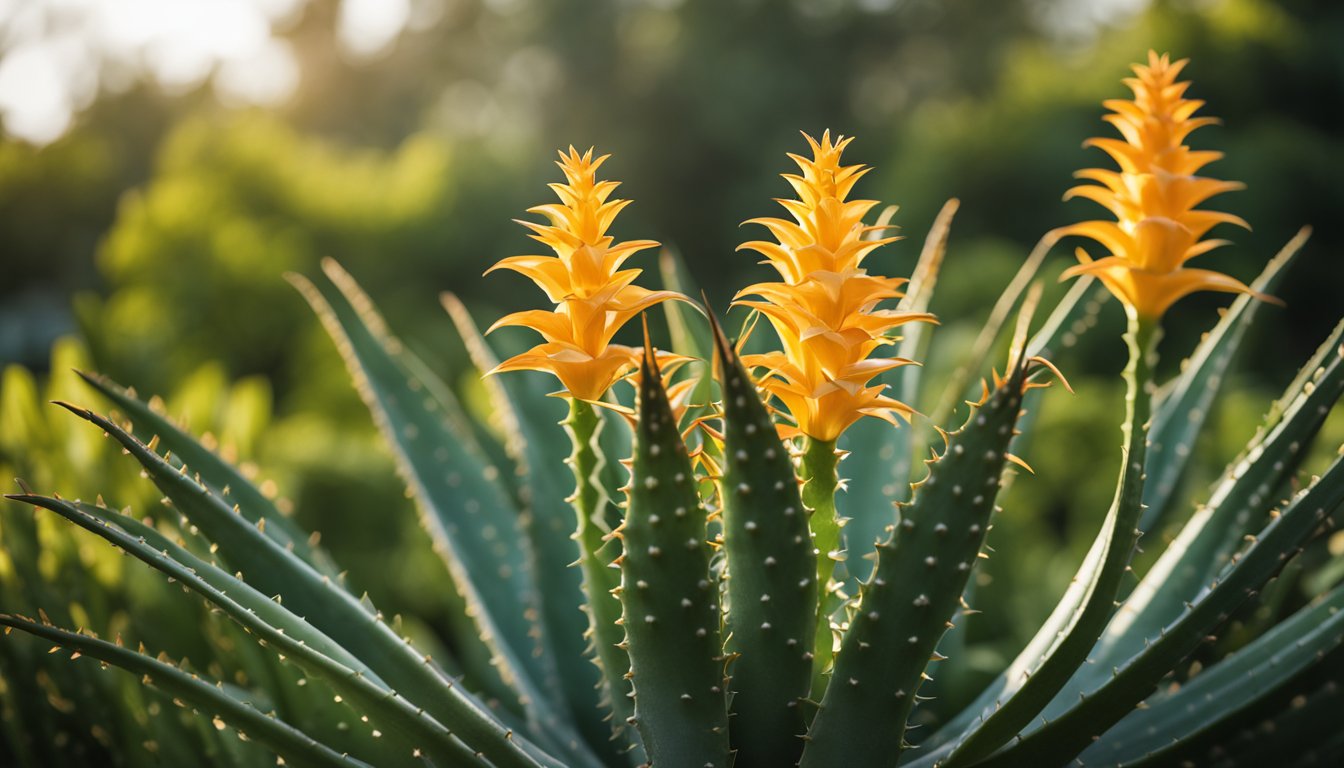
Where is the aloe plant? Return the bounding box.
[4,51,1343,768]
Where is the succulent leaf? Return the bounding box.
[1071,313,1344,693]
[840,198,957,586]
[800,348,1037,766]
[932,315,1159,768]
[0,615,375,768]
[290,263,575,737]
[443,293,631,759]
[1138,652,1344,768]
[929,232,1053,426]
[7,494,474,767]
[714,315,817,767]
[1077,584,1344,767]
[1140,228,1309,533]
[75,370,341,579]
[617,349,730,768]
[658,249,714,405]
[1023,278,1109,361]
[47,403,550,768]
[974,447,1344,767]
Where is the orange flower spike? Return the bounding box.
[1054,51,1269,319]
[736,131,935,442]
[486,147,683,401]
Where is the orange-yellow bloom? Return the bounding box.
[1055,51,1258,319]
[486,147,681,400]
[736,132,935,442]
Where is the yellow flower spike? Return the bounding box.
[1054,51,1273,319]
[736,131,935,442]
[486,146,684,401]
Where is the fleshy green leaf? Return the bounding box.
[75,370,340,578]
[290,261,577,749]
[1079,584,1344,766]
[47,402,550,768]
[1139,228,1309,533]
[8,494,474,767]
[617,350,730,768]
[801,348,1039,767]
[0,615,372,768]
[715,315,816,767]
[973,449,1344,767]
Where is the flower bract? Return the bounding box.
[1055,51,1261,319]
[736,132,935,442]
[487,147,681,401]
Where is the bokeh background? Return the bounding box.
[2,0,1342,738]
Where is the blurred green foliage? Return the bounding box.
[87,113,454,394]
[1,0,1342,749]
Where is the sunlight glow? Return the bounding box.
[0,0,305,144]
[338,0,411,59]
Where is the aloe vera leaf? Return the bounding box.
[0,615,373,768]
[440,296,636,763]
[1077,585,1344,767]
[616,350,730,768]
[0,500,174,766]
[890,287,1102,757]
[1025,278,1108,360]
[894,199,958,399]
[75,370,340,579]
[799,352,1036,767]
[1139,228,1309,534]
[291,264,572,724]
[305,265,610,767]
[930,315,1159,768]
[713,316,817,767]
[50,403,556,768]
[33,496,373,677]
[1068,316,1344,695]
[397,342,520,497]
[995,278,1106,479]
[564,397,644,760]
[973,447,1344,768]
[443,303,642,763]
[7,493,484,766]
[914,279,1107,732]
[840,199,957,586]
[1190,655,1344,768]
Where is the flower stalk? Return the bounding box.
[562,397,642,754]
[799,435,843,691]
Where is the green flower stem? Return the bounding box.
[941,311,1159,767]
[800,436,842,696]
[562,398,641,754]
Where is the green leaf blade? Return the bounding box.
[618,351,730,768]
[800,357,1033,767]
[1140,230,1308,533]
[715,321,817,768]
[0,615,373,768]
[48,402,549,768]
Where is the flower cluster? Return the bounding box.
[735,132,935,442]
[486,147,681,401]
[1056,51,1257,318]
